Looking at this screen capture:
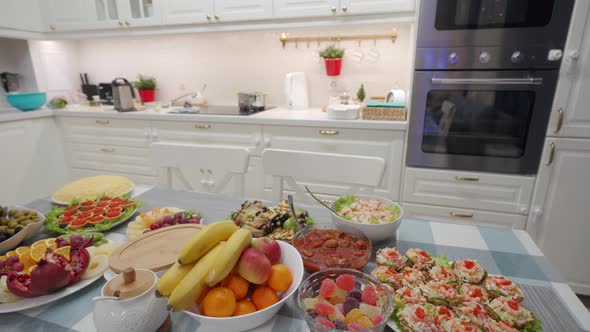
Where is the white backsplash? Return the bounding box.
[73,23,414,107]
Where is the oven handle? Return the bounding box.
[431,77,543,86]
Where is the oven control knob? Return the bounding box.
[479,51,491,64]
[511,51,524,63]
[448,52,458,65]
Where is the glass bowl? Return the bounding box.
[297,268,394,332]
[292,226,371,273]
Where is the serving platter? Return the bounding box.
[51,175,135,205]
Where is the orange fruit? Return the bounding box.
[30,245,48,262]
[15,246,30,257]
[267,264,293,292]
[5,251,17,257]
[44,238,57,247]
[0,255,6,261]
[18,251,36,270]
[232,299,257,316]
[221,274,250,300]
[202,287,236,317]
[251,286,279,310]
[54,246,71,260]
[25,265,37,275]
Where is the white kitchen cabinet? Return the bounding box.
[0,0,44,32]
[340,0,414,15]
[403,168,535,215]
[162,0,214,25]
[547,0,590,138]
[41,0,93,31]
[527,138,590,295]
[214,0,273,22]
[0,118,67,205]
[273,0,339,19]
[90,0,122,29]
[262,125,404,200]
[118,0,162,27]
[403,203,527,229]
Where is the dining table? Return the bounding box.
[1,186,589,332]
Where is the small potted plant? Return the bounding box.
[319,45,345,77]
[133,74,157,103]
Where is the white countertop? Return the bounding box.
[0,105,407,130]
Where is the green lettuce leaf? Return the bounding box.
[333,195,358,212]
[434,255,452,267]
[521,316,542,332]
[385,204,402,221]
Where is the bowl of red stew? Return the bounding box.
[292,227,371,273]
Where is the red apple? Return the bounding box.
[237,248,271,284]
[251,237,281,264]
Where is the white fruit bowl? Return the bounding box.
[181,241,304,332]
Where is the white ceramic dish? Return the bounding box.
[0,206,45,253]
[327,104,361,120]
[51,188,134,205]
[181,241,304,332]
[330,195,403,242]
[0,274,101,313]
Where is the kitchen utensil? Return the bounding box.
[0,72,19,93]
[5,92,46,111]
[304,186,339,216]
[287,195,305,234]
[93,268,168,332]
[109,223,204,273]
[180,241,304,332]
[98,83,114,105]
[112,78,137,112]
[285,72,309,110]
[386,89,406,105]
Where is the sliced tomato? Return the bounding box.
[99,196,112,201]
[93,208,106,215]
[109,202,122,209]
[77,211,93,220]
[62,210,75,218]
[111,197,124,203]
[507,300,519,311]
[415,307,426,320]
[108,207,122,215]
[89,215,106,224]
[67,219,88,229]
[119,201,136,209]
[61,215,74,224]
[463,260,475,269]
[96,201,109,208]
[81,200,94,207]
[64,205,80,213]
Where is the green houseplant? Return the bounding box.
[319,45,345,76]
[133,74,157,103]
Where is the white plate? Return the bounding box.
[0,275,102,313]
[0,206,45,253]
[51,188,134,206]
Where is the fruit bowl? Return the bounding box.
[181,241,304,332]
[293,226,371,273]
[297,268,394,332]
[330,195,403,242]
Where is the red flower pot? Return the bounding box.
[138,89,155,103]
[324,58,343,76]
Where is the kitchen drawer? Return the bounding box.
[263,126,404,199]
[69,168,157,186]
[59,117,151,147]
[402,202,526,229]
[66,143,155,176]
[403,168,535,215]
[153,121,264,156]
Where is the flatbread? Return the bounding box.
[52,175,135,204]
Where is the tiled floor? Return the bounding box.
[578,295,590,311]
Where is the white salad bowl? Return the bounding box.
[0,206,45,253]
[330,195,403,242]
[180,241,304,332]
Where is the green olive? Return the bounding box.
[5,228,14,236]
[7,220,17,229]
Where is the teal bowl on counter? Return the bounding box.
[5,92,47,111]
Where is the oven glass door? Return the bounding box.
[407,71,557,174]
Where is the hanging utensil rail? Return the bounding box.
[279,31,398,48]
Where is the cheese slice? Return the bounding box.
[52,175,135,204]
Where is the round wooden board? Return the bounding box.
[109,223,204,273]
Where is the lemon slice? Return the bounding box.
[0,256,6,261]
[18,251,36,270]
[45,238,57,247]
[54,246,71,260]
[30,245,47,262]
[5,251,17,257]
[31,239,47,249]
[15,246,30,257]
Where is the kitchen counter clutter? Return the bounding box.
[1,187,589,332]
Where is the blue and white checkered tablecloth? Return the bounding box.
[1,187,589,332]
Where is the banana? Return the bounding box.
[168,242,225,311]
[206,228,252,286]
[178,221,238,264]
[156,261,195,297]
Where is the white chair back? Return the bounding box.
[262,148,385,203]
[150,142,250,197]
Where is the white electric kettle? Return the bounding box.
[284,72,309,110]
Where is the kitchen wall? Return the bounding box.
[75,23,414,107]
[0,37,38,109]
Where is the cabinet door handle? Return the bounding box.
[100,148,115,153]
[194,124,211,129]
[118,21,124,27]
[206,15,212,21]
[96,120,110,125]
[319,130,339,135]
[341,6,348,12]
[545,142,556,166]
[331,6,337,13]
[214,15,220,20]
[455,176,479,182]
[125,21,130,27]
[554,108,564,133]
[49,25,56,31]
[449,212,474,218]
[321,199,333,204]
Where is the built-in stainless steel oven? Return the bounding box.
[407,0,574,174]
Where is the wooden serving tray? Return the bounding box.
[109,224,204,273]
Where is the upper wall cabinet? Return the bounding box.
[341,0,415,15]
[0,0,44,32]
[214,0,273,22]
[273,0,339,19]
[163,0,214,25]
[42,0,92,31]
[91,0,162,29]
